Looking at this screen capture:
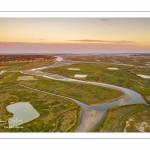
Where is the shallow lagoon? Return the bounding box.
[6,102,39,128]
[107,67,118,70]
[137,74,150,79]
[74,74,87,78]
[67,68,80,70]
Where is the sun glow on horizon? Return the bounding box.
[0,18,150,53]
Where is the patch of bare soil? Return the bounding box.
[17,76,36,81]
[76,109,105,132]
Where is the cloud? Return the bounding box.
[100,18,109,21]
[38,39,46,41]
[117,40,135,44]
[0,40,136,46]
[30,38,46,41]
[20,38,46,41]
[68,39,136,44]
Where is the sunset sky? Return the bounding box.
[0,18,150,53]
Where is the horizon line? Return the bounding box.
[0,52,150,54]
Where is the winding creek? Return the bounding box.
[19,57,147,132]
[2,56,148,131]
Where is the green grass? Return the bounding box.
[129,68,150,76]
[68,55,150,66]
[20,61,54,70]
[0,71,123,132]
[0,72,123,105]
[43,63,150,104]
[0,62,24,71]
[18,73,123,105]
[42,59,150,132]
[0,85,81,132]
[0,61,54,71]
[1,57,150,132]
[96,104,150,132]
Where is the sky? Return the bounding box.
[0,18,150,54]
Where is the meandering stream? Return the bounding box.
[20,57,147,131]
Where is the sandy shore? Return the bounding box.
[76,109,105,132]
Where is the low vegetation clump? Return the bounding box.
[68,55,150,66]
[43,63,150,104]
[19,74,123,105]
[1,56,150,132]
[0,85,81,132]
[0,71,123,132]
[96,104,150,132]
[0,61,54,71]
[20,61,54,70]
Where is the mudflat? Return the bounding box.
[76,109,105,132]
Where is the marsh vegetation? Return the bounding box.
[43,63,150,104]
[0,84,80,132]
[1,55,150,132]
[96,104,150,132]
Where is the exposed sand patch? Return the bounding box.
[124,117,150,132]
[119,94,132,105]
[124,118,134,132]
[17,76,36,80]
[56,56,63,61]
[146,96,150,101]
[31,67,48,70]
[76,109,105,132]
[137,74,150,79]
[74,74,87,78]
[67,68,80,70]
[31,69,37,71]
[136,122,150,132]
[145,64,150,66]
[107,68,118,70]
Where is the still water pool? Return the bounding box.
[6,102,39,128]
